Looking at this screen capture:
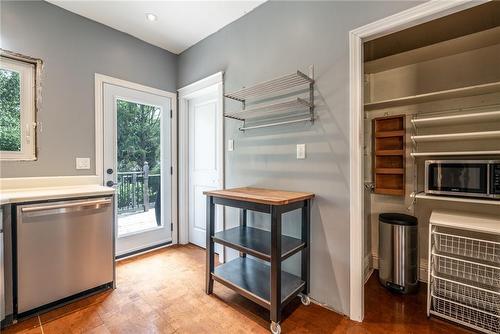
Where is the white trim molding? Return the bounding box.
[348,0,488,322]
[178,72,224,249]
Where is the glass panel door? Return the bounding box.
[103,83,171,257]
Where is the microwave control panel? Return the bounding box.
[492,164,500,195]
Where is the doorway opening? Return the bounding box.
[350,0,499,325]
[97,74,177,258]
[178,72,224,258]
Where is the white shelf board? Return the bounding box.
[412,110,500,127]
[413,193,500,207]
[411,150,500,157]
[364,81,500,111]
[429,209,500,235]
[365,26,500,74]
[411,130,500,143]
[225,97,312,121]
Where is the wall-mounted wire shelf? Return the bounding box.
[225,97,312,121]
[224,69,315,131]
[225,71,314,103]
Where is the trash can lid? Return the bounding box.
[379,213,418,226]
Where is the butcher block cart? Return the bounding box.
[204,187,315,334]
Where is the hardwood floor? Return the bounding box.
[3,244,472,334]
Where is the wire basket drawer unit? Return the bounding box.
[433,231,500,264]
[432,275,499,315]
[432,253,500,289]
[431,295,500,334]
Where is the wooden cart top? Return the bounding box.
[203,187,315,205]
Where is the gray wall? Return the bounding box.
[0,0,177,177]
[178,1,420,314]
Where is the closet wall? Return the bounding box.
[363,18,500,282]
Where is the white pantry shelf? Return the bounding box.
[412,110,500,127]
[411,151,500,157]
[411,130,500,143]
[364,81,500,111]
[412,193,500,206]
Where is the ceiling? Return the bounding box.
[47,1,266,54]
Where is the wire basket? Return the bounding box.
[432,275,500,314]
[434,231,500,264]
[433,254,500,288]
[432,296,499,334]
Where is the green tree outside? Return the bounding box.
[0,68,22,152]
[117,99,161,174]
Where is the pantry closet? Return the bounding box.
[362,2,500,333]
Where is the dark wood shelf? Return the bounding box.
[375,168,404,174]
[374,188,405,196]
[213,226,305,261]
[375,130,405,138]
[212,257,305,310]
[376,149,404,156]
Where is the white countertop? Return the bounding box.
[430,209,500,235]
[0,185,115,205]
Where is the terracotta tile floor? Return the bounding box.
[3,244,472,334]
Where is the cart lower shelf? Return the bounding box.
[213,226,305,261]
[212,257,305,310]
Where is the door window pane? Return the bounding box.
[0,68,21,152]
[116,99,163,236]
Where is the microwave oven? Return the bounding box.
[425,160,500,199]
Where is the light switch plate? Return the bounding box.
[228,139,234,151]
[76,157,91,170]
[296,144,306,159]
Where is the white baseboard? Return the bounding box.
[364,253,374,283]
[369,252,428,283]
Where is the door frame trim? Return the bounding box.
[348,0,488,322]
[178,72,224,252]
[95,73,178,245]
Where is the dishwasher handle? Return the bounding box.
[21,198,112,214]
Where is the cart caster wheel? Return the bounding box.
[270,322,281,334]
[300,294,311,306]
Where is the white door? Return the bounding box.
[103,83,172,257]
[188,92,223,249]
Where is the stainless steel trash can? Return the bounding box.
[378,213,418,294]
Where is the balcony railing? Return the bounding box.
[117,171,160,214]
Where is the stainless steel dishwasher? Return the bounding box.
[16,197,114,314]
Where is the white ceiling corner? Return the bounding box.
[47,1,266,54]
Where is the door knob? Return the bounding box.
[106,181,116,187]
[106,168,113,174]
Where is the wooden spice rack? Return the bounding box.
[373,115,406,196]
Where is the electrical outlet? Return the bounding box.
[228,139,234,151]
[76,157,91,170]
[296,144,306,159]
